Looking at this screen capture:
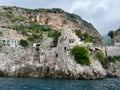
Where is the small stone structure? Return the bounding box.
[106,46,120,56]
[1,37,19,47]
[0,26,25,47]
[58,24,83,49]
[55,24,84,67]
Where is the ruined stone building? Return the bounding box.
[55,25,84,60]
[0,26,25,47]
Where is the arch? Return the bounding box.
[95,47,106,58]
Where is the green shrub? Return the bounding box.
[108,31,114,39]
[84,32,90,42]
[48,30,61,47]
[27,33,43,43]
[95,50,105,63]
[75,30,82,38]
[27,36,35,42]
[20,39,29,47]
[10,21,52,34]
[70,46,90,65]
[25,8,64,14]
[10,25,26,31]
[11,16,27,22]
[0,12,13,19]
[108,55,120,63]
[0,31,2,36]
[21,30,28,36]
[32,33,43,40]
[84,38,90,43]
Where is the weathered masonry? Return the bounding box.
[1,37,19,47]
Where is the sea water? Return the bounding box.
[0,77,120,90]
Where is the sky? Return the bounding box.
[0,0,120,35]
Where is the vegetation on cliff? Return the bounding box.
[20,39,29,47]
[0,6,103,45]
[108,31,115,44]
[108,27,120,44]
[0,31,2,36]
[108,55,120,63]
[75,30,102,44]
[70,46,90,65]
[48,30,61,47]
[24,8,65,14]
[8,14,61,46]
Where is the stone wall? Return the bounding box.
[106,46,120,56]
[100,45,120,57]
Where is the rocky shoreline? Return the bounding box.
[0,25,119,79]
[0,53,120,79]
[0,54,106,79]
[0,45,119,79]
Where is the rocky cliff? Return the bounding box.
[0,50,106,79]
[0,24,120,79]
[0,6,108,79]
[0,38,106,79]
[0,6,103,40]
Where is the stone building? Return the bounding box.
[56,24,84,59]
[1,37,20,47]
[0,26,25,47]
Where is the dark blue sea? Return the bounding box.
[0,77,120,90]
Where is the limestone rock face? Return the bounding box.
[0,6,102,38]
[25,12,100,37]
[54,54,106,79]
[0,49,106,79]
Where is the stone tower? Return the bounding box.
[56,24,84,59]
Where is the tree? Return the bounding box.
[108,31,114,39]
[108,31,115,45]
[75,30,82,38]
[108,55,120,63]
[0,31,2,36]
[84,32,90,42]
[70,46,91,65]
[20,39,29,47]
[48,30,61,47]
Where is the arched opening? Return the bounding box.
[56,53,58,58]
[64,47,67,51]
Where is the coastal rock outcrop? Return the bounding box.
[0,49,106,79]
[0,25,106,79]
